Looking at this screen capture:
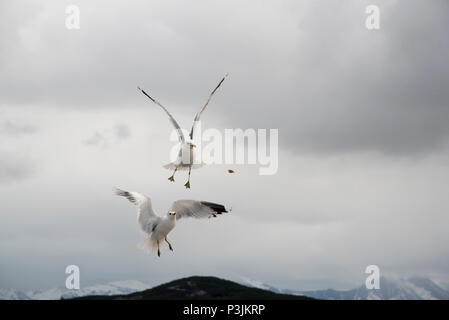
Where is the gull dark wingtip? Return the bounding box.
[200,201,228,214]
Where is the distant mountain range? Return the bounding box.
[0,280,151,300]
[242,276,449,300]
[1,275,448,300]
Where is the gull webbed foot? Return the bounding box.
[184,181,191,189]
[168,176,175,182]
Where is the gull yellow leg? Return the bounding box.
[165,237,173,251]
[168,167,178,182]
[184,166,192,189]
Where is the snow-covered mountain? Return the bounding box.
[238,277,283,294]
[3,276,448,300]
[0,280,151,300]
[242,276,449,300]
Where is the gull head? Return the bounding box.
[168,211,177,219]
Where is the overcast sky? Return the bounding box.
[1,0,449,291]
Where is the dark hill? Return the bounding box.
[73,276,313,300]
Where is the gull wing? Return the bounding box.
[138,87,186,143]
[114,187,161,234]
[170,200,229,220]
[189,74,228,140]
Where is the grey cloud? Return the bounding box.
[0,155,34,184]
[0,121,37,135]
[83,124,131,147]
[83,132,105,146]
[0,1,448,156]
[113,124,131,140]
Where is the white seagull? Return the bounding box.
[137,74,228,189]
[115,187,230,257]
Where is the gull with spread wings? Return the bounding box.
[137,74,227,188]
[115,187,230,257]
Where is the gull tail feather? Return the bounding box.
[137,237,159,253]
[163,163,205,170]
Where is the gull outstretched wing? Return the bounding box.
[189,74,228,140]
[138,87,186,143]
[114,187,160,234]
[170,200,229,220]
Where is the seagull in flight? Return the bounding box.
[114,187,230,257]
[137,74,228,188]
